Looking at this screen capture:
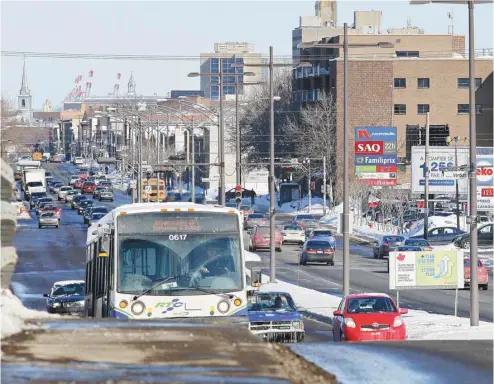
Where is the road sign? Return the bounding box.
[354,127,397,186]
[389,250,464,290]
[442,171,468,179]
[201,178,210,182]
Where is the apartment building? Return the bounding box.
[199,42,263,101]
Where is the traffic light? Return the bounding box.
[235,185,242,204]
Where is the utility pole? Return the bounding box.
[137,117,143,203]
[468,0,479,327]
[219,58,225,207]
[342,23,350,296]
[269,46,276,283]
[306,158,312,214]
[235,75,241,188]
[454,138,460,231]
[191,117,196,202]
[424,112,430,240]
[323,156,327,216]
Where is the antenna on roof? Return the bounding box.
[447,9,455,35]
[406,16,412,28]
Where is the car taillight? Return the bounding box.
[281,231,286,236]
[393,316,403,327]
[383,242,389,247]
[307,249,316,254]
[324,249,333,254]
[344,318,356,328]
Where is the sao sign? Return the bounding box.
[389,250,465,290]
[355,141,384,155]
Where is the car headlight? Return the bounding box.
[344,317,356,328]
[52,302,61,308]
[292,321,303,329]
[393,316,403,327]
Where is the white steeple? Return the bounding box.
[18,57,33,122]
[128,72,136,95]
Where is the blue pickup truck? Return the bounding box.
[248,291,305,343]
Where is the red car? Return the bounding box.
[73,179,84,189]
[332,293,408,342]
[82,181,96,194]
[464,258,489,290]
[41,204,61,219]
[248,225,282,252]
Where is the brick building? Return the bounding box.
[293,33,493,197]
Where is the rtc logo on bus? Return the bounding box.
[354,141,383,155]
[155,298,184,312]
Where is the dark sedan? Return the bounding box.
[372,235,405,259]
[409,226,465,245]
[299,239,335,266]
[78,199,94,214]
[454,223,493,249]
[43,280,85,314]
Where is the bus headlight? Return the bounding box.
[234,298,242,307]
[119,300,128,309]
[131,300,145,315]
[217,300,230,314]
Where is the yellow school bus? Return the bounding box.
[142,178,165,202]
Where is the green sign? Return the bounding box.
[355,165,377,173]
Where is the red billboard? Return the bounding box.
[354,141,384,155]
[481,188,494,197]
[376,165,397,172]
[366,179,398,187]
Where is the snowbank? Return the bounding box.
[408,215,467,238]
[11,202,31,219]
[1,289,53,340]
[259,276,493,340]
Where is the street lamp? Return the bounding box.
[188,68,253,206]
[299,25,394,296]
[233,51,311,283]
[410,0,493,327]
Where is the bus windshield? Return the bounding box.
[117,212,242,296]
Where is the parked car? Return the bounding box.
[299,239,335,266]
[372,235,405,259]
[403,238,432,251]
[64,190,80,203]
[244,213,268,231]
[332,293,408,342]
[43,280,85,314]
[248,291,305,343]
[248,225,282,252]
[78,199,94,214]
[71,195,88,210]
[464,258,489,290]
[410,226,465,245]
[38,211,59,229]
[98,189,114,202]
[454,223,493,249]
[280,224,305,245]
[57,186,73,201]
[82,181,97,194]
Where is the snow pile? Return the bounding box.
[0,289,53,340]
[11,202,31,219]
[259,276,494,340]
[408,215,467,238]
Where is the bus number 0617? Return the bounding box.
[169,234,187,241]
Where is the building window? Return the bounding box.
[396,51,419,58]
[21,99,26,107]
[394,104,406,115]
[417,104,430,114]
[457,104,469,114]
[457,78,482,89]
[394,78,406,88]
[417,78,430,89]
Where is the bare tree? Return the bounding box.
[348,180,369,226]
[1,98,18,161]
[284,91,337,199]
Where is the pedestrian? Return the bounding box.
[250,189,256,206]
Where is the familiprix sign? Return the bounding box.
[355,126,397,185]
[389,250,464,290]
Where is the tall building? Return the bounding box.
[200,42,263,100]
[17,59,33,122]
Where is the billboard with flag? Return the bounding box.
[389,250,464,290]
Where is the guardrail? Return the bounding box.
[1,159,18,289]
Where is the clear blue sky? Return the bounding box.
[1,0,492,109]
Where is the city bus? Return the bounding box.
[142,178,165,202]
[84,202,247,319]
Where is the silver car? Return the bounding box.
[98,189,114,202]
[58,186,73,201]
[281,224,305,245]
[38,211,59,229]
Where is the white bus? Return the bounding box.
[84,202,248,319]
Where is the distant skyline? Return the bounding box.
[1,1,492,109]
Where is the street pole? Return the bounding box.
[323,155,327,216]
[424,112,430,240]
[137,117,143,203]
[454,139,460,231]
[308,159,312,214]
[269,45,276,283]
[235,77,242,189]
[468,0,479,327]
[191,118,196,202]
[219,58,225,207]
[342,23,350,296]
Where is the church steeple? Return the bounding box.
[19,58,30,96]
[128,72,136,94]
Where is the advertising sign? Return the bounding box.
[354,127,397,186]
[389,250,464,290]
[411,146,493,210]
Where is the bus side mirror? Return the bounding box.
[250,267,262,287]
